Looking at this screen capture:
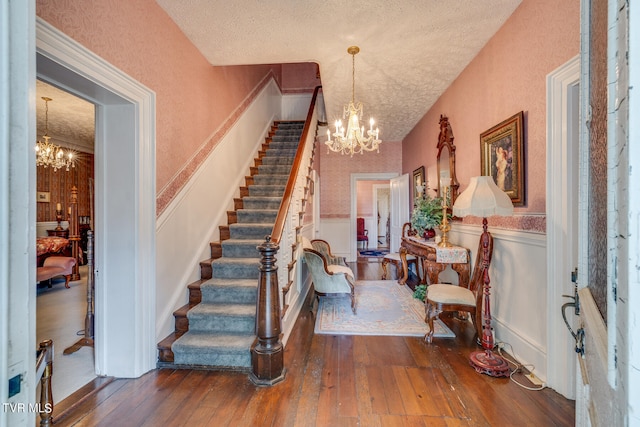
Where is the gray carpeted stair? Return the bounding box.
[171,121,304,369]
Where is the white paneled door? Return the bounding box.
[389,174,409,252]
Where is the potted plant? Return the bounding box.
[412,284,427,302]
[411,194,445,239]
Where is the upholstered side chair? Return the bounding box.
[356,217,368,249]
[303,247,356,314]
[424,231,493,343]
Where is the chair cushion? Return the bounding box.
[42,256,76,274]
[427,284,475,306]
[36,266,66,282]
[327,264,354,280]
[383,253,417,261]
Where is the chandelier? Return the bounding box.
[35,96,76,172]
[325,46,381,156]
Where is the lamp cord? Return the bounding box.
[496,341,546,391]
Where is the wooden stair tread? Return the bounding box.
[157,120,310,365]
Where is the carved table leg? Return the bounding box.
[381,258,389,279]
[398,247,409,285]
[424,258,447,285]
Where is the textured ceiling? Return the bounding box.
[36,80,95,153]
[156,0,522,141]
[36,1,522,152]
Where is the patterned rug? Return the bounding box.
[358,249,390,257]
[314,280,456,338]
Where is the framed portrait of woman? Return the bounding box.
[480,111,525,206]
[412,166,426,205]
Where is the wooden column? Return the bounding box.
[249,235,286,386]
[37,339,53,427]
[68,185,81,281]
[64,230,94,355]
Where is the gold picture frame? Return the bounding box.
[37,191,51,203]
[412,166,426,204]
[480,111,525,206]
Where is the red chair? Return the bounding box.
[357,218,368,249]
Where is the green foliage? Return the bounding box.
[413,284,427,302]
[411,194,445,235]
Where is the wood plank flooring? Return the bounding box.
[54,260,575,426]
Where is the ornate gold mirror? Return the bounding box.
[436,115,459,206]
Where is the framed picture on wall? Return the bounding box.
[412,166,426,205]
[37,191,50,203]
[480,111,525,206]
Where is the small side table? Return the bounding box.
[47,229,69,238]
[399,237,470,288]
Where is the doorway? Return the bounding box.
[35,80,96,402]
[349,173,399,262]
[36,19,156,379]
[545,55,580,399]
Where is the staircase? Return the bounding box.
[157,121,305,370]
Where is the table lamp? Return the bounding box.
[452,176,513,377]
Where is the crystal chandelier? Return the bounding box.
[35,97,76,172]
[325,46,381,156]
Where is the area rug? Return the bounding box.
[314,280,456,338]
[358,249,390,257]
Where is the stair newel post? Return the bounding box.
[250,235,286,386]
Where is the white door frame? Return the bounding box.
[2,2,38,424]
[36,19,156,377]
[373,183,390,246]
[349,173,398,262]
[389,173,410,254]
[546,55,580,399]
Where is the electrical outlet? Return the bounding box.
[526,372,544,387]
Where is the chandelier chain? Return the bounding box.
[325,46,381,157]
[35,97,77,172]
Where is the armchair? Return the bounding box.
[357,217,368,249]
[311,239,348,268]
[303,248,356,314]
[301,236,351,272]
[424,231,493,343]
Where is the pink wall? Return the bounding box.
[402,0,580,231]
[282,63,321,93]
[357,180,387,217]
[319,141,402,218]
[36,0,283,216]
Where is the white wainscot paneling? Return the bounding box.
[36,221,69,237]
[450,223,548,380]
[281,93,313,121]
[319,218,351,261]
[154,79,282,341]
[282,223,314,346]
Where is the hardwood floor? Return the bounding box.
[53,260,575,426]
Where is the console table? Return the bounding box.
[399,237,470,289]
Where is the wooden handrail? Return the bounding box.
[36,339,54,426]
[270,85,322,244]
